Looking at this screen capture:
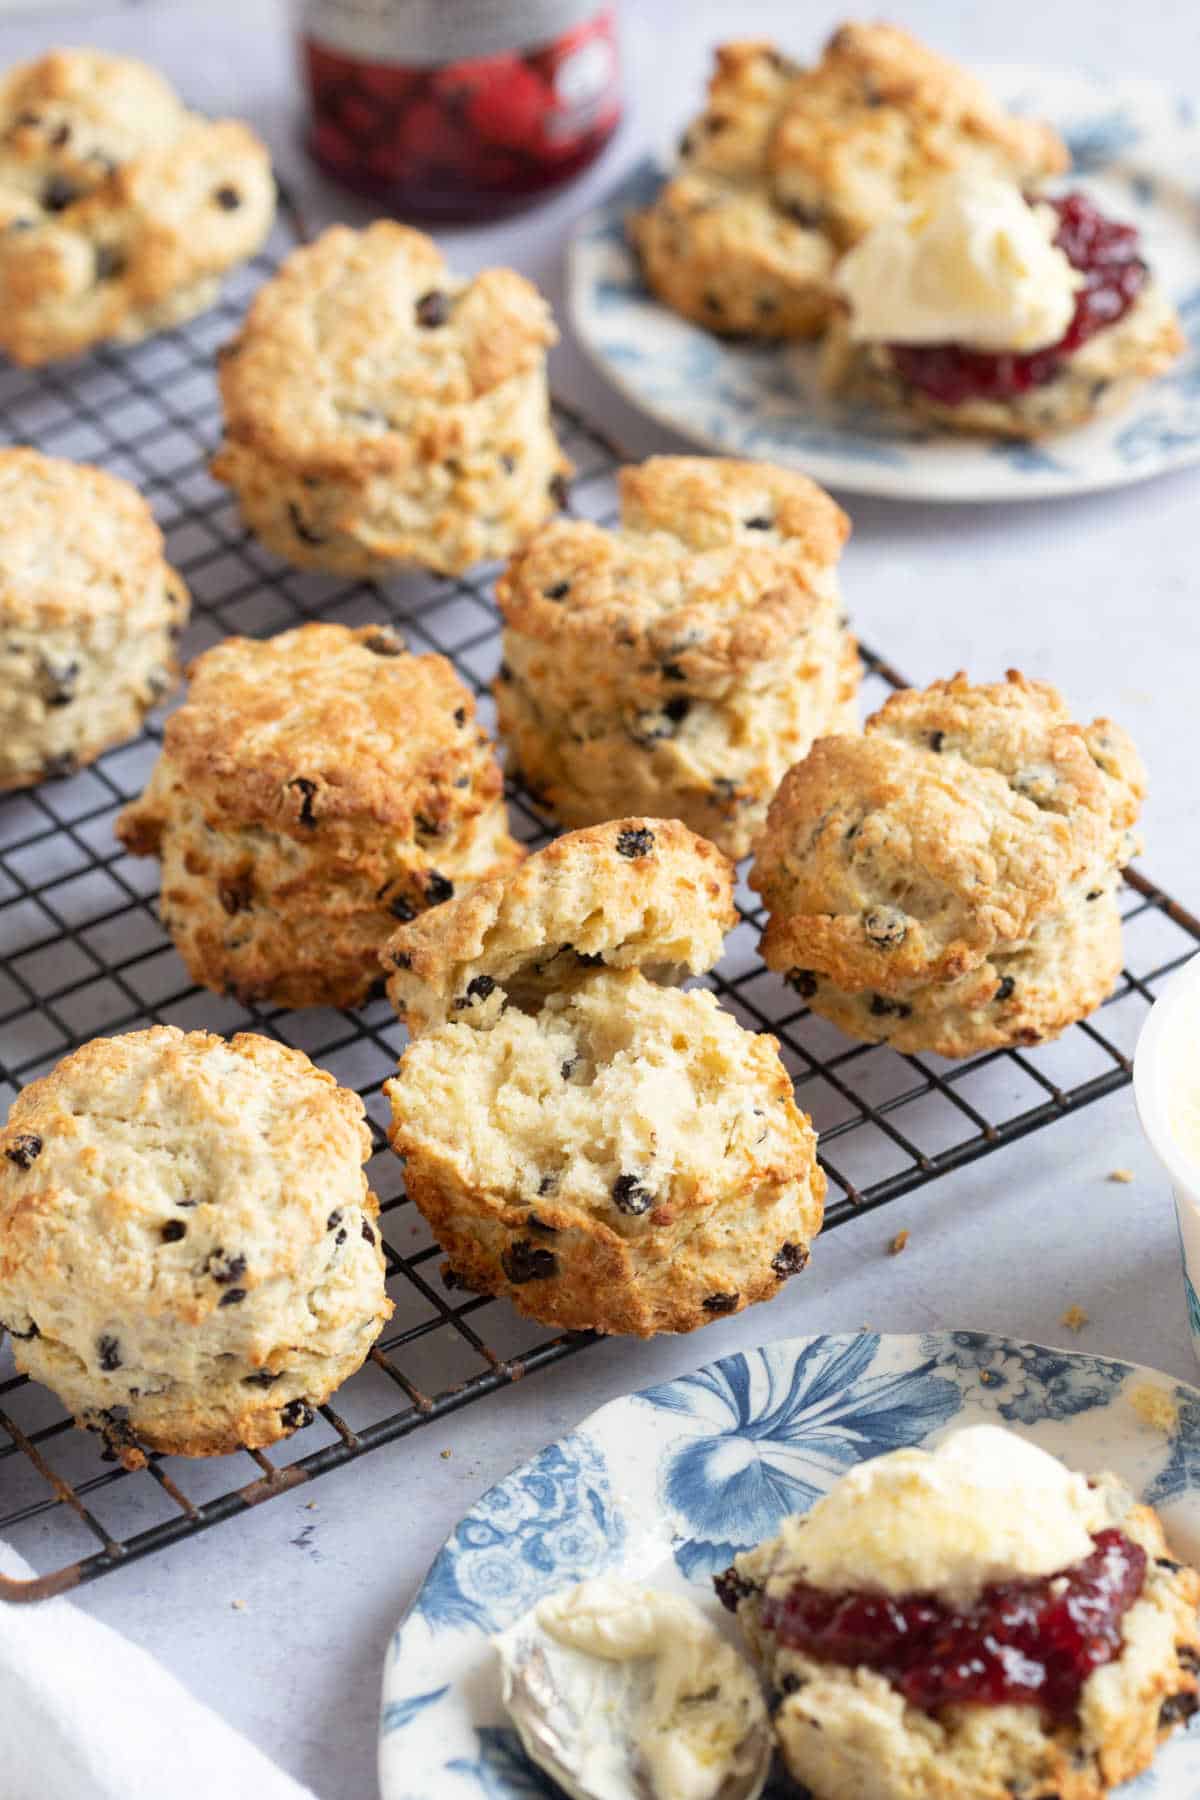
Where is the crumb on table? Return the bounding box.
[1060,1304,1089,1332]
[1108,1168,1135,1184]
[888,1229,909,1256]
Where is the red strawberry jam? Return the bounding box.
[890,193,1149,407]
[752,1528,1146,1720]
[299,9,621,221]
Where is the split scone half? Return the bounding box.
[0,1027,392,1465]
[210,221,570,576]
[494,455,858,860]
[717,1424,1200,1800]
[0,48,274,365]
[383,818,825,1337]
[628,23,1066,342]
[116,622,521,1010]
[751,671,1146,1058]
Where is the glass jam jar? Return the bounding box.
[294,1,622,221]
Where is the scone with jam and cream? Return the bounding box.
[717,1425,1200,1800]
[821,172,1184,436]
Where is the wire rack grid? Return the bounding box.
[1,206,1198,1603]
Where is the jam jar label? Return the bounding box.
[296,0,610,64]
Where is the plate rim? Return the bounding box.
[379,1325,1200,1797]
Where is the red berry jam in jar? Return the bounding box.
[295,1,622,220]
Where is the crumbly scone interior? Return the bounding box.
[392,968,801,1231]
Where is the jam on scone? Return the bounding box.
[823,172,1184,436]
[718,1425,1200,1800]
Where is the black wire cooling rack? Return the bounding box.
[1,205,1199,1602]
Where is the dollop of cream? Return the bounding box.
[769,1424,1107,1608]
[835,173,1081,353]
[494,1576,769,1800]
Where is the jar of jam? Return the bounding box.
[295,1,622,221]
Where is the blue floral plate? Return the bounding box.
[380,1331,1200,1798]
[567,68,1200,502]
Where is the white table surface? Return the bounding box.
[2,1,1199,1794]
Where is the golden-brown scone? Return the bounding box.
[210,222,570,576]
[821,282,1185,440]
[629,168,834,341]
[725,1477,1200,1800]
[750,672,1146,1056]
[629,41,832,341]
[628,25,1065,342]
[768,21,1068,249]
[0,1027,392,1464]
[0,48,275,365]
[383,819,823,1337]
[116,622,522,1010]
[383,816,737,1036]
[494,456,858,859]
[0,446,189,790]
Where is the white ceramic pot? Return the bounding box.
[1134,949,1200,1364]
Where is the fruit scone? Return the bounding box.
[494,454,858,860]
[210,221,570,577]
[821,173,1185,437]
[0,446,189,791]
[383,819,825,1337]
[717,1423,1200,1800]
[0,48,274,365]
[628,23,1066,342]
[0,1027,392,1466]
[751,671,1145,1058]
[116,622,522,1010]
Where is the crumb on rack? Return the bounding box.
[1060,1304,1089,1332]
[888,1229,909,1256]
[1108,1168,1135,1184]
[1128,1383,1178,1433]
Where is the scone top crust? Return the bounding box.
[769,22,1069,245]
[497,456,850,690]
[119,622,498,843]
[0,1025,391,1455]
[0,48,187,169]
[677,40,802,183]
[0,48,275,365]
[215,222,558,476]
[752,672,1145,994]
[384,817,737,1034]
[0,446,187,629]
[0,1027,372,1308]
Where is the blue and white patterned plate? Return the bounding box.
[380,1331,1200,1798]
[567,68,1200,502]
